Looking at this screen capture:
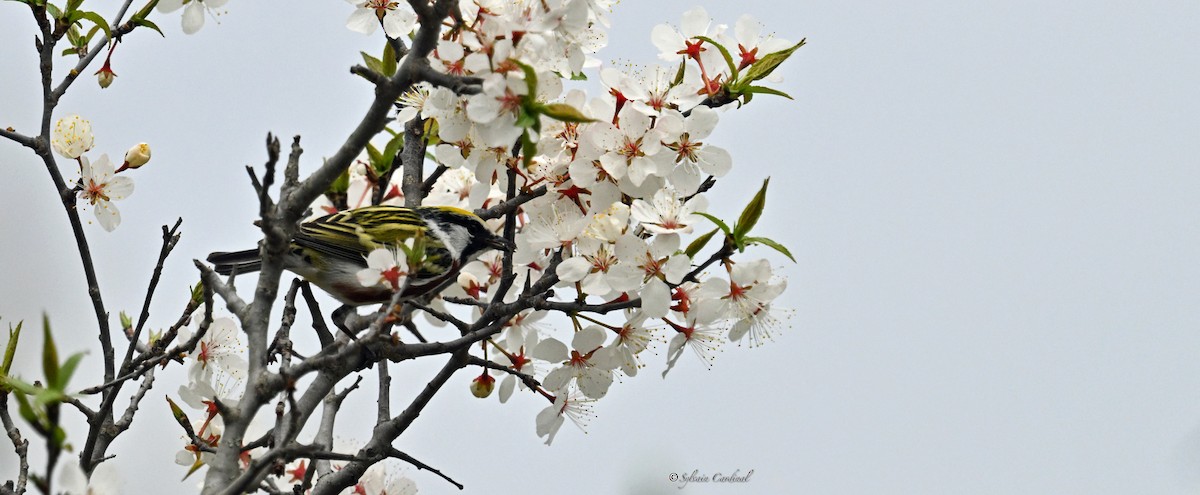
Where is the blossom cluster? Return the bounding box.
[329,3,796,446]
[50,114,151,231]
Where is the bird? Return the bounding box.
[207,205,514,306]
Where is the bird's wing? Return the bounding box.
[293,206,420,265]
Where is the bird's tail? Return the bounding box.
[207,249,263,275]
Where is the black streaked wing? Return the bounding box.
[293,206,447,273]
[293,207,420,265]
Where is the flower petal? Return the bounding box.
[95,200,121,231]
[498,374,516,403]
[381,7,417,38]
[182,1,205,34]
[532,338,568,362]
[555,256,592,283]
[578,368,612,399]
[106,176,135,200]
[572,326,608,353]
[356,268,383,288]
[542,366,572,391]
[345,8,378,35]
[640,278,671,318]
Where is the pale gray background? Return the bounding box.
[2,1,1199,493]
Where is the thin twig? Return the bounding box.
[419,164,448,195]
[122,219,183,369]
[386,447,464,490]
[474,185,547,220]
[298,282,334,347]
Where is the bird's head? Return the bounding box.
[417,206,515,261]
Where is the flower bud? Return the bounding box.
[96,66,116,88]
[470,372,495,398]
[118,143,151,172]
[457,272,483,300]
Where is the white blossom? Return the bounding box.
[535,390,595,445]
[157,0,229,35]
[345,0,417,39]
[630,187,707,236]
[534,326,618,399]
[52,114,94,159]
[357,246,410,291]
[77,154,134,232]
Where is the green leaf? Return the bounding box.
[365,142,383,171]
[329,169,350,193]
[741,85,793,100]
[183,456,206,480]
[55,352,85,391]
[119,311,132,330]
[0,375,40,397]
[361,51,385,75]
[133,0,161,22]
[190,281,205,305]
[378,132,404,175]
[45,2,63,19]
[424,119,440,145]
[520,130,538,170]
[514,60,539,99]
[66,0,83,12]
[695,36,738,79]
[734,177,770,239]
[381,40,397,76]
[65,22,82,43]
[83,23,101,43]
[14,392,38,426]
[514,105,538,129]
[77,11,110,39]
[672,60,687,86]
[50,424,67,449]
[569,72,587,81]
[741,39,805,84]
[131,17,164,37]
[41,314,59,390]
[3,320,22,377]
[685,228,719,258]
[166,396,194,435]
[695,212,732,238]
[540,103,596,123]
[743,236,796,262]
[34,387,65,406]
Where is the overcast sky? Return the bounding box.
[2,1,1200,494]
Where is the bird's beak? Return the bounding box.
[487,234,516,252]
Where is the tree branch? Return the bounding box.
[400,115,427,207]
[0,127,36,149]
[1,394,29,495]
[310,349,469,495]
[417,66,483,95]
